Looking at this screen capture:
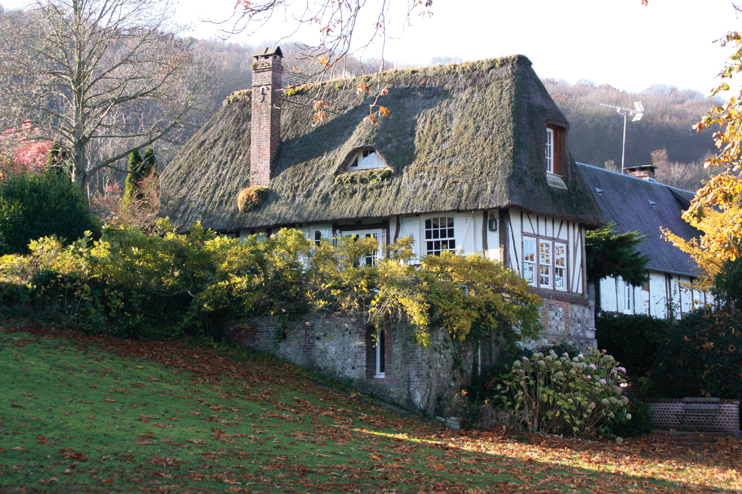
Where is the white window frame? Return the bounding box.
[523,235,568,292]
[554,241,567,291]
[545,127,554,174]
[339,228,385,266]
[624,281,633,314]
[423,216,456,256]
[374,328,385,378]
[523,237,536,286]
[539,239,552,289]
[348,149,385,170]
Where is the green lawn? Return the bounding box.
[1,325,739,493]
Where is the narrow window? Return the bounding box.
[554,242,567,291]
[364,232,379,266]
[539,239,552,288]
[625,282,633,312]
[545,128,554,174]
[523,237,536,285]
[424,217,456,255]
[374,328,385,378]
[314,230,322,246]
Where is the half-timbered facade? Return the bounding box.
[160,47,606,409]
[578,163,709,319]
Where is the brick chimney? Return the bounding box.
[625,164,657,181]
[251,47,283,187]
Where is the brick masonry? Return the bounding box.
[225,314,473,415]
[250,51,283,187]
[647,398,740,435]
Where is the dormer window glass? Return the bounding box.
[348,149,384,170]
[545,128,554,174]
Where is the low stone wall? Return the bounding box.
[648,398,739,435]
[225,314,473,415]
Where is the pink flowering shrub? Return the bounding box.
[494,348,631,438]
[0,123,51,178]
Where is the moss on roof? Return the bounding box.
[161,55,605,231]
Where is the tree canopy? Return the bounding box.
[585,222,650,286]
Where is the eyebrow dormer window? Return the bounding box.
[349,149,385,170]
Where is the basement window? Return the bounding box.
[348,149,386,170]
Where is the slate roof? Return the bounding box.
[160,55,605,232]
[577,163,701,277]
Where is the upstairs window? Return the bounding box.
[349,149,385,170]
[425,217,456,255]
[545,128,554,173]
[545,125,562,176]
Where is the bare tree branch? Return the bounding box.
[0,0,212,193]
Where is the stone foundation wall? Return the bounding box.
[225,315,473,415]
[535,291,597,350]
[648,398,739,435]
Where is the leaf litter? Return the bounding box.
[0,324,740,493]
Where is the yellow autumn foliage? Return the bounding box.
[662,21,742,291]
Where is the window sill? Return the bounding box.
[546,173,567,189]
[374,373,386,379]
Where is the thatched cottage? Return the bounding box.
[579,163,709,319]
[160,47,606,412]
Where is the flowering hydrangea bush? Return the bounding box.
[493,348,631,437]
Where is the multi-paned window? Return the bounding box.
[554,242,567,290]
[524,236,567,291]
[545,128,554,174]
[424,217,456,255]
[341,228,384,266]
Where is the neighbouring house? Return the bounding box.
[578,163,709,319]
[160,47,605,413]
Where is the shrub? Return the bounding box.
[713,254,742,310]
[121,149,143,212]
[608,396,653,438]
[652,308,742,400]
[237,185,269,212]
[596,312,672,376]
[0,170,99,255]
[494,348,631,437]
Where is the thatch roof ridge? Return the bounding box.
[222,55,533,108]
[161,56,605,232]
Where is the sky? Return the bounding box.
[2,0,740,95]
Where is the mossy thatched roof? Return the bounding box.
[161,55,605,231]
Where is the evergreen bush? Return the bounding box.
[652,308,742,400]
[121,149,143,211]
[0,170,98,255]
[596,312,672,376]
[608,396,654,438]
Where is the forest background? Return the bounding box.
[0,3,721,194]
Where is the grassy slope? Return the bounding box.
[0,326,740,493]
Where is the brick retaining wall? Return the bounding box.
[648,398,739,435]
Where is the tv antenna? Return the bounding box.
[600,101,644,174]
